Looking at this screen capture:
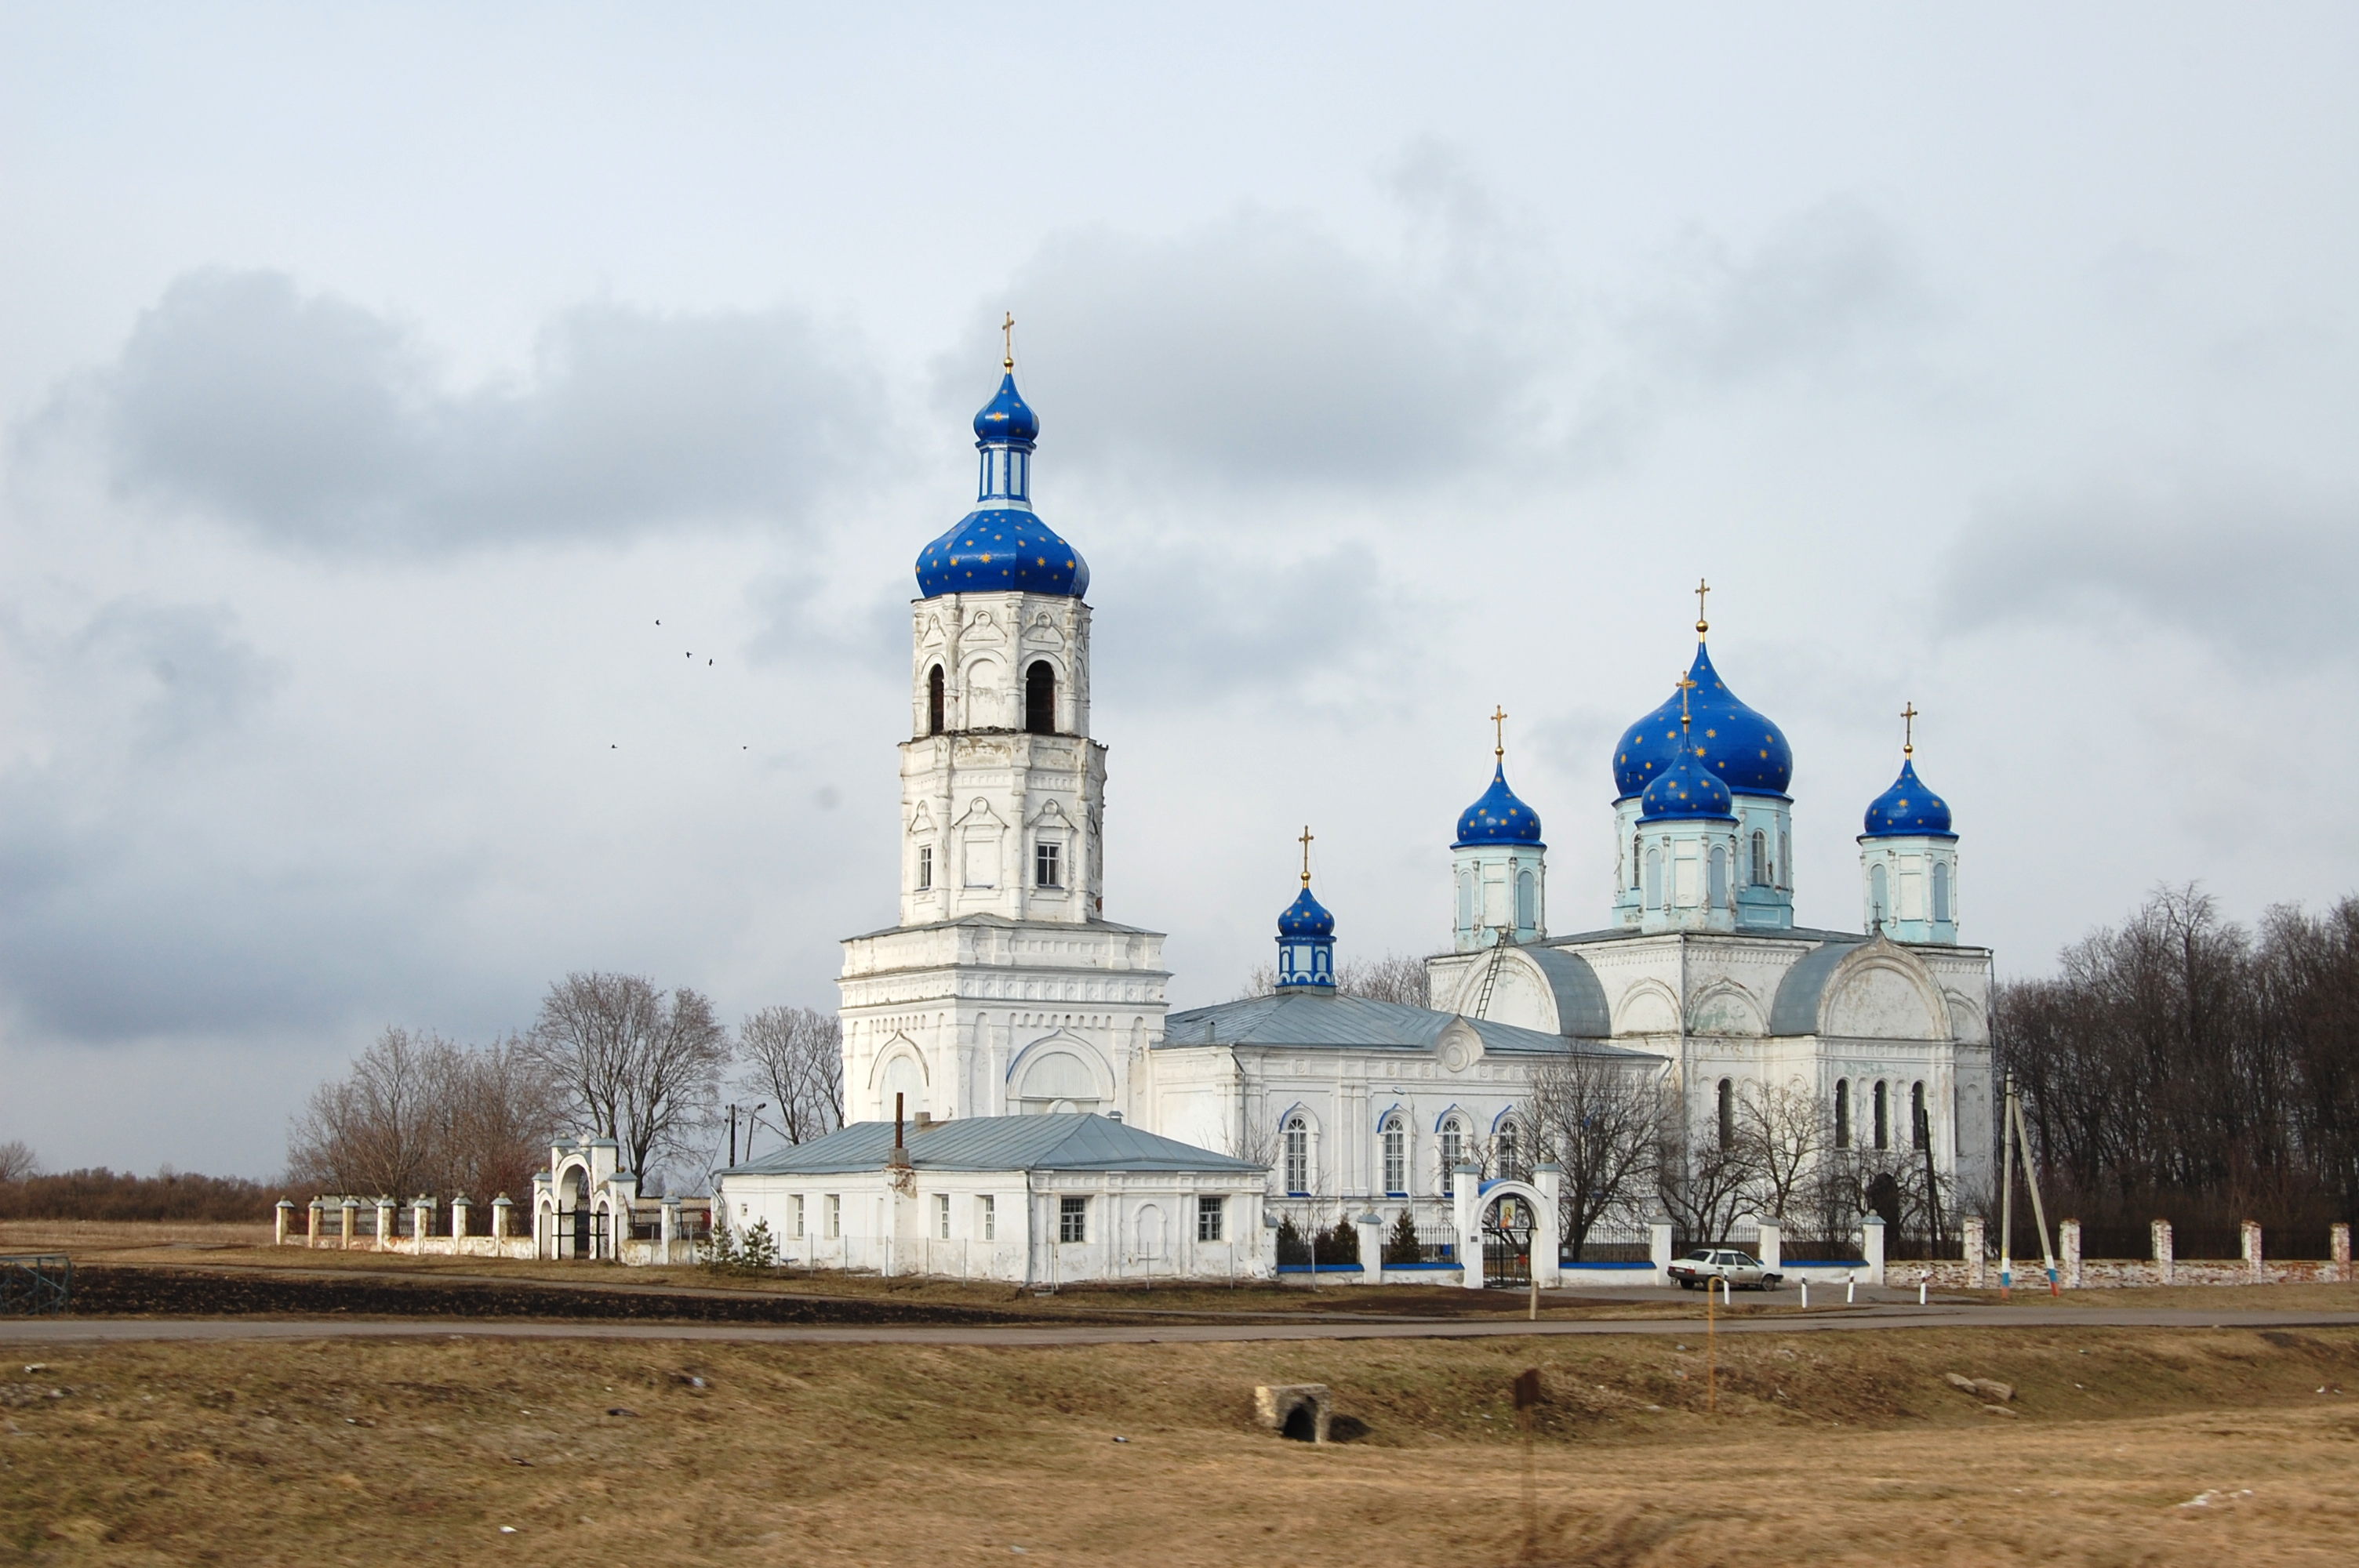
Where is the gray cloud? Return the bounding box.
[942,207,1539,492]
[26,269,885,554]
[1942,479,2359,665]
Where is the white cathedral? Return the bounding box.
[737,350,1994,1277]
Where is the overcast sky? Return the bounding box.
[5,5,2355,1178]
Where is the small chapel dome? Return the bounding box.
[972,370,1039,445]
[1862,757,1956,839]
[1277,884,1336,938]
[1454,762,1545,848]
[1613,644,1793,800]
[1639,741,1738,822]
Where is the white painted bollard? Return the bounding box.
[1918,1281,1927,1306]
[1800,1280,1808,1308]
[1846,1275,1856,1305]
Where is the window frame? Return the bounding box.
[980,1193,996,1241]
[934,1192,951,1240]
[1196,1195,1224,1243]
[1381,1116,1406,1196]
[1057,1194,1088,1244]
[1034,840,1062,889]
[791,1194,805,1239]
[915,843,933,891]
[1282,1116,1310,1196]
[824,1193,841,1239]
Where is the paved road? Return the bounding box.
[8,1305,2359,1348]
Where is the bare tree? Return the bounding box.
[1525,1049,1659,1259]
[1236,951,1432,1005]
[526,971,731,1179]
[1656,1100,1752,1247]
[1731,1078,1830,1224]
[435,1034,567,1202]
[0,1140,38,1184]
[737,1005,844,1146]
[286,1027,448,1197]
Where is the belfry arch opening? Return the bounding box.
[927,665,945,735]
[1024,660,1056,735]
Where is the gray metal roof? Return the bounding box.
[1159,990,1649,1058]
[1768,936,1870,1033]
[1519,946,1613,1036]
[719,1113,1263,1177]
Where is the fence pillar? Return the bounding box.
[1962,1215,1986,1290]
[307,1197,324,1249]
[2242,1219,2264,1283]
[492,1193,513,1245]
[1861,1214,1886,1287]
[1452,1166,1484,1291]
[1531,1165,1561,1289]
[660,1200,682,1265]
[450,1194,471,1242]
[2151,1219,2173,1286]
[1354,1211,1383,1286]
[2059,1218,2081,1290]
[1756,1219,1782,1273]
[409,1196,433,1250]
[1648,1218,1674,1287]
[2332,1223,2352,1284]
[274,1199,293,1247]
[340,1196,359,1250]
[375,1197,396,1252]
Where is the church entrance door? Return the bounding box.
[1481,1193,1532,1288]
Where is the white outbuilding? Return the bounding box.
[714,1112,1271,1286]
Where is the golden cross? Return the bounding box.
[1695,577,1710,635]
[1298,825,1314,887]
[1675,672,1698,727]
[1001,311,1016,371]
[1901,701,1918,757]
[1490,705,1508,759]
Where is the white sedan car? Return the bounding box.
[1667,1247,1783,1290]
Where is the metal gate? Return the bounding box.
[1482,1196,1532,1288]
[558,1206,612,1260]
[0,1254,71,1316]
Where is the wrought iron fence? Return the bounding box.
[1779,1235,1867,1265]
[0,1254,71,1316]
[1382,1221,1459,1265]
[1562,1232,1652,1264]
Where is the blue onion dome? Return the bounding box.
[1639,738,1738,822]
[914,510,1089,597]
[1454,762,1545,848]
[1278,885,1336,938]
[1612,644,1793,800]
[972,370,1038,445]
[1863,757,1956,839]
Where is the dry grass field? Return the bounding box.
[4,1323,2357,1566]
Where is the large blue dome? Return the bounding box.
[914,509,1089,598]
[1639,739,1737,822]
[1862,758,1955,839]
[972,371,1038,445]
[1613,644,1793,800]
[1278,885,1335,938]
[1454,762,1545,848]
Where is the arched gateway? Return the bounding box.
[1448,1168,1561,1291]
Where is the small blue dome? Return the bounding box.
[1639,737,1738,822]
[973,371,1038,445]
[1613,644,1793,800]
[1454,762,1545,848]
[1862,758,1955,839]
[1278,885,1335,938]
[914,509,1089,598]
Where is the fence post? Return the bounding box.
[450,1194,471,1243]
[307,1197,323,1249]
[1355,1211,1383,1286]
[1453,1166,1485,1291]
[2332,1223,2353,1284]
[492,1193,513,1248]
[1962,1215,1986,1290]
[1648,1218,1674,1287]
[2242,1219,2263,1283]
[660,1200,681,1265]
[1756,1218,1782,1273]
[2151,1218,2173,1286]
[340,1196,359,1250]
[1531,1165,1561,1290]
[274,1198,293,1247]
[375,1196,395,1252]
[409,1196,432,1251]
[1860,1214,1886,1287]
[2059,1218,2081,1290]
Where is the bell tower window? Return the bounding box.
[927,665,945,735]
[1750,829,1767,886]
[916,844,933,891]
[1024,661,1055,735]
[1034,841,1062,888]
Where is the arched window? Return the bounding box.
[1516,869,1536,928]
[1023,661,1056,735]
[1496,1121,1521,1181]
[1779,829,1790,890]
[1869,862,1889,927]
[1283,1116,1309,1196]
[1873,1081,1889,1150]
[1717,1078,1734,1149]
[1631,833,1643,891]
[1644,847,1663,909]
[1381,1116,1406,1195]
[1834,1080,1852,1149]
[1750,830,1768,887]
[926,665,945,735]
[1457,869,1475,928]
[1708,845,1728,906]
[1932,862,1951,923]
[1439,1118,1464,1196]
[1910,1081,1928,1150]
